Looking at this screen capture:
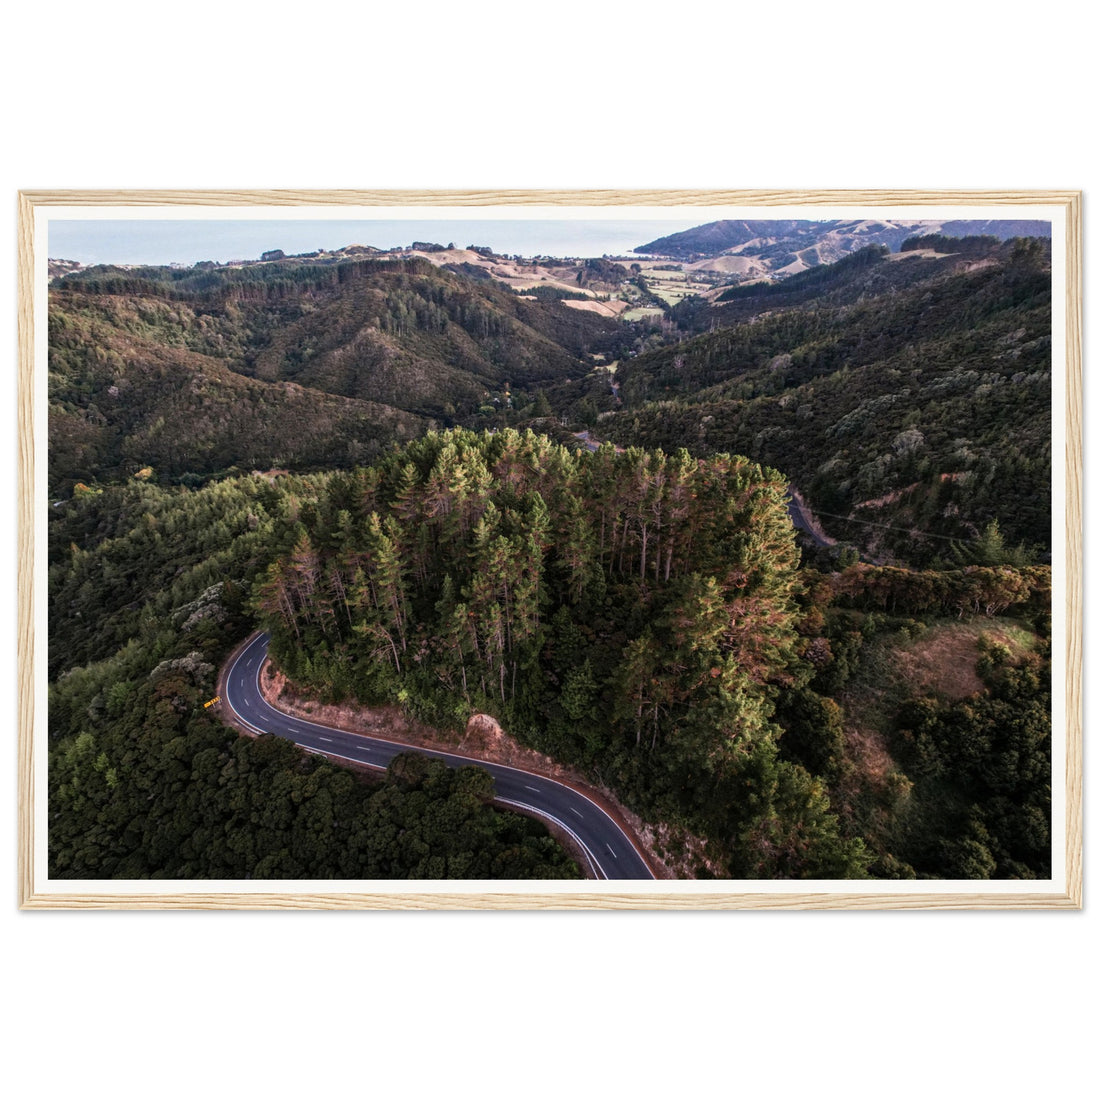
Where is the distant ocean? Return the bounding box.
[47,218,710,266]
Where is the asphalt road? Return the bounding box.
[786,488,833,548]
[222,633,655,881]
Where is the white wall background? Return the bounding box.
[3,4,1094,1096]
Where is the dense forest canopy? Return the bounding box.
[47,470,580,880]
[46,229,1055,882]
[250,429,871,877]
[48,256,618,494]
[556,237,1052,564]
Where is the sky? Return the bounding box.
[47,218,712,266]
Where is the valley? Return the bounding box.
[46,217,1054,883]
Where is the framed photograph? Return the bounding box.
[18,188,1081,909]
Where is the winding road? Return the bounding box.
[222,633,655,880]
[786,488,834,548]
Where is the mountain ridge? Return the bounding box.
[636,218,1053,274]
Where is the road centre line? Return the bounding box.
[225,633,654,878]
[238,635,626,828]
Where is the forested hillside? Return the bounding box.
[250,428,870,877]
[245,428,1051,879]
[47,472,579,879]
[48,256,617,494]
[46,232,1055,882]
[565,237,1052,564]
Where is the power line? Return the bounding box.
[808,508,976,543]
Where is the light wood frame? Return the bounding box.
[18,188,1082,910]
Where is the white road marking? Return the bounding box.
[570,808,583,819]
[497,798,607,880]
[319,737,333,743]
[228,633,655,880]
[525,785,540,792]
[246,658,253,669]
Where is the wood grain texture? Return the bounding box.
[17,193,36,910]
[17,890,1081,911]
[15,187,1086,208]
[18,188,1083,911]
[1063,193,1083,908]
